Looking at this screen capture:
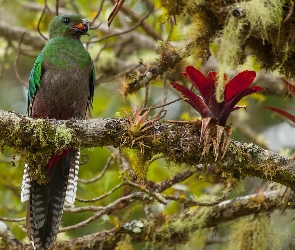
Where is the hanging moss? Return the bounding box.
[152,207,213,249]
[130,149,150,180]
[162,0,295,101]
[228,214,282,250]
[115,235,134,250]
[181,3,221,60]
[160,0,187,16]
[216,0,285,102]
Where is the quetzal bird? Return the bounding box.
[21,14,95,249]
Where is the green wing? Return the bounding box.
[28,52,43,112]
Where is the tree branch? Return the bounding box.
[1,109,294,249]
[1,110,295,190]
[11,189,293,249]
[124,43,184,96]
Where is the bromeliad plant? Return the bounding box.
[171,66,264,127]
[122,106,160,144]
[171,66,263,159]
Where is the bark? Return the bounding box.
[2,189,292,250]
[1,109,295,190]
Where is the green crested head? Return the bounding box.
[48,14,90,39]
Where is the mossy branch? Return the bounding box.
[124,42,184,96]
[1,189,292,249]
[56,189,293,249]
[1,109,295,189]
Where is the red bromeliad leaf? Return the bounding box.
[205,71,220,116]
[224,86,263,114]
[185,66,214,102]
[225,70,256,102]
[282,78,295,98]
[219,86,263,126]
[171,82,211,118]
[264,106,295,123]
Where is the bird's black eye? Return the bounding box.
[62,18,70,24]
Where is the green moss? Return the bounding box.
[9,119,74,184]
[130,149,150,180]
[54,124,73,147]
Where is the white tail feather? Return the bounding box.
[21,163,31,202]
[65,150,80,204]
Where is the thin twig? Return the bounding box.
[124,180,167,204]
[91,0,105,24]
[0,217,25,222]
[59,192,151,232]
[125,43,184,96]
[163,182,234,207]
[77,179,166,204]
[155,166,203,193]
[108,0,125,27]
[78,156,113,184]
[37,0,49,41]
[283,0,294,23]
[76,182,126,203]
[147,155,164,165]
[13,32,28,87]
[79,154,89,166]
[55,0,59,16]
[110,0,162,40]
[92,43,108,65]
[142,97,182,112]
[90,5,154,43]
[64,206,104,213]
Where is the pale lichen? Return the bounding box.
[122,220,144,233]
[115,234,134,250]
[228,214,282,250]
[154,207,213,249]
[216,0,285,102]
